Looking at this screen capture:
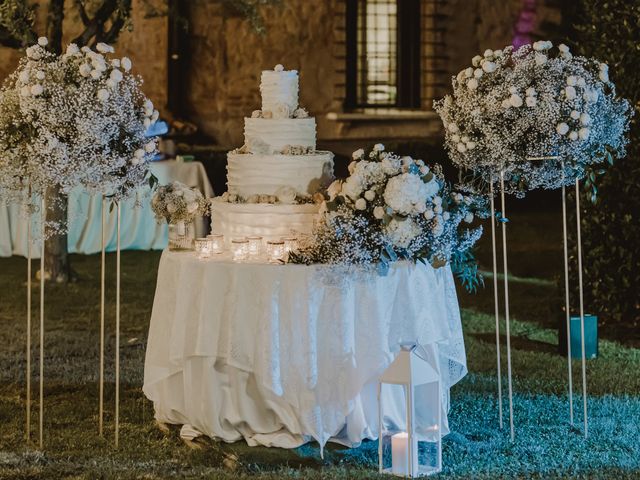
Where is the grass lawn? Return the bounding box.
[1,208,639,479]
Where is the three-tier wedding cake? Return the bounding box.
[211,65,334,241]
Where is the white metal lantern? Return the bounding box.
[378,343,443,477]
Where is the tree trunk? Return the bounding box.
[44,186,74,283]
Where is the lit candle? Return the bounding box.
[391,431,418,476]
[266,240,285,263]
[231,238,249,261]
[194,238,210,259]
[247,236,263,256]
[207,233,224,254]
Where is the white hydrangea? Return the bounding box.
[384,217,421,249]
[383,173,429,215]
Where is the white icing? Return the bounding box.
[260,69,298,114]
[211,198,319,243]
[227,151,334,197]
[244,117,316,154]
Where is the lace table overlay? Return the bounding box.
[143,251,467,450]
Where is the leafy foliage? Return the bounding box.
[567,0,640,325]
[0,0,36,47]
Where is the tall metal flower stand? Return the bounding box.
[38,195,45,449]
[488,182,504,431]
[24,192,46,449]
[25,192,32,444]
[98,197,122,447]
[491,159,589,440]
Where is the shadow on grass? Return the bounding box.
[470,332,558,355]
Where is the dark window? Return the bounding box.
[346,0,421,109]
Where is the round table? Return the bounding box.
[143,250,467,450]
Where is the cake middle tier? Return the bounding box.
[244,117,316,154]
[227,151,334,197]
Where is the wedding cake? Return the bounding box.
[211,65,334,241]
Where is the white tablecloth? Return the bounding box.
[143,251,467,450]
[0,160,214,258]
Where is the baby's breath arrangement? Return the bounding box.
[433,41,633,196]
[151,182,209,225]
[0,37,159,229]
[290,145,488,290]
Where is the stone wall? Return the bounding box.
[184,0,563,149]
[183,0,338,147]
[0,0,168,114]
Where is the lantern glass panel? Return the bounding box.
[379,381,442,477]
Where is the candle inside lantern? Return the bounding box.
[231,238,249,261]
[247,236,263,256]
[282,236,298,253]
[194,238,210,259]
[266,240,285,262]
[391,431,418,476]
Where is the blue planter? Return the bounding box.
[569,314,598,359]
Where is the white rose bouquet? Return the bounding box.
[0,38,159,215]
[433,41,633,195]
[151,182,209,225]
[291,145,487,289]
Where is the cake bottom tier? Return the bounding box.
[211,198,319,242]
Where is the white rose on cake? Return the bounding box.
[275,186,297,204]
[272,102,291,119]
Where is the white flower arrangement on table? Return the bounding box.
[0,37,159,226]
[151,182,210,225]
[433,41,633,196]
[290,145,488,289]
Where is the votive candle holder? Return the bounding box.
[266,240,286,263]
[194,238,210,259]
[283,236,298,253]
[207,233,225,254]
[231,238,249,262]
[247,236,263,256]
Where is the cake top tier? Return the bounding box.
[260,64,299,115]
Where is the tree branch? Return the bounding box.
[71,0,131,47]
[0,24,24,48]
[98,0,132,45]
[46,0,65,53]
[74,0,90,26]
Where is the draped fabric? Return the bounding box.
[0,160,214,258]
[143,251,467,449]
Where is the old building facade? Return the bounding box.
[0,0,563,152]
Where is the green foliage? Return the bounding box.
[0,0,36,47]
[450,248,484,293]
[568,0,640,325]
